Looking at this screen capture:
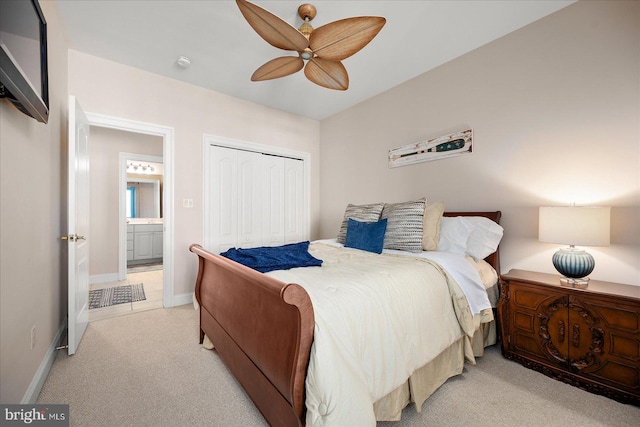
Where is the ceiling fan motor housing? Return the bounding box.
[298,4,317,21]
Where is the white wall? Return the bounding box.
[0,1,69,403]
[319,0,639,285]
[68,50,321,296]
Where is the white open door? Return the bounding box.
[65,96,90,355]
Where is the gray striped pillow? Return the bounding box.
[381,198,426,252]
[337,203,385,244]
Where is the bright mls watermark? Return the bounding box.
[1,405,68,426]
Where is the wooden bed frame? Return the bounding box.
[190,211,501,426]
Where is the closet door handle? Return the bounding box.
[558,320,565,343]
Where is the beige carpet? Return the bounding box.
[37,306,639,426]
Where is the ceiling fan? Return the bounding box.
[236,0,386,91]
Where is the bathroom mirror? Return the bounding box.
[126,178,161,218]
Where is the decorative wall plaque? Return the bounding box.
[388,129,473,168]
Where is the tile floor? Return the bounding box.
[88,268,163,322]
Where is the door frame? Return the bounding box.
[86,113,176,307]
[202,134,310,251]
[118,153,163,280]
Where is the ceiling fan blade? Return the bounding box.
[310,16,386,61]
[251,56,304,81]
[304,58,349,90]
[236,0,309,52]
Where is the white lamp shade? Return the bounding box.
[539,206,610,247]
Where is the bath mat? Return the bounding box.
[89,283,146,309]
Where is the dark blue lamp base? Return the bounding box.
[552,246,595,288]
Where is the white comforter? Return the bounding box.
[267,242,492,426]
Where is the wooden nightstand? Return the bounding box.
[498,269,640,405]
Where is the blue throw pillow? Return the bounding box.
[344,218,388,254]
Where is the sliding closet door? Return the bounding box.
[205,141,307,253]
[284,158,305,243]
[262,155,285,246]
[208,146,238,253]
[238,150,263,248]
[261,156,305,245]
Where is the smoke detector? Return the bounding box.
[176,56,191,68]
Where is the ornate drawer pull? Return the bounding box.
[572,324,580,347]
[558,320,565,343]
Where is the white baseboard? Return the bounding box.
[89,273,119,284]
[171,292,195,308]
[21,318,67,404]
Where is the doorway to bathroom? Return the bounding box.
[84,120,171,322]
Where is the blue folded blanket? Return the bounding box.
[220,241,322,273]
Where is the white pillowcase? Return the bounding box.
[438,216,504,261]
[438,217,474,254]
[464,216,504,261]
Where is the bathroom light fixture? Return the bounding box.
[127,162,156,174]
[539,206,610,287]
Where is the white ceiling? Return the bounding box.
[54,0,575,121]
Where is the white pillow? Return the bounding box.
[438,216,474,254]
[464,216,504,261]
[438,216,504,260]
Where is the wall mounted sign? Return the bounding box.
[388,129,473,168]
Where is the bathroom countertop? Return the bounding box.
[126,218,163,225]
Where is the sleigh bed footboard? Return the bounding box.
[190,244,314,426]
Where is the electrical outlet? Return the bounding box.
[30,325,36,350]
[183,199,193,208]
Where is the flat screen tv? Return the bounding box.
[0,0,49,124]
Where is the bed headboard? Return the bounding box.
[443,211,502,274]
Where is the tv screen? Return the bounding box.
[0,0,49,123]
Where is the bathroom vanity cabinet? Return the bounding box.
[127,223,163,265]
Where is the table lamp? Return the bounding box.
[539,206,610,287]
